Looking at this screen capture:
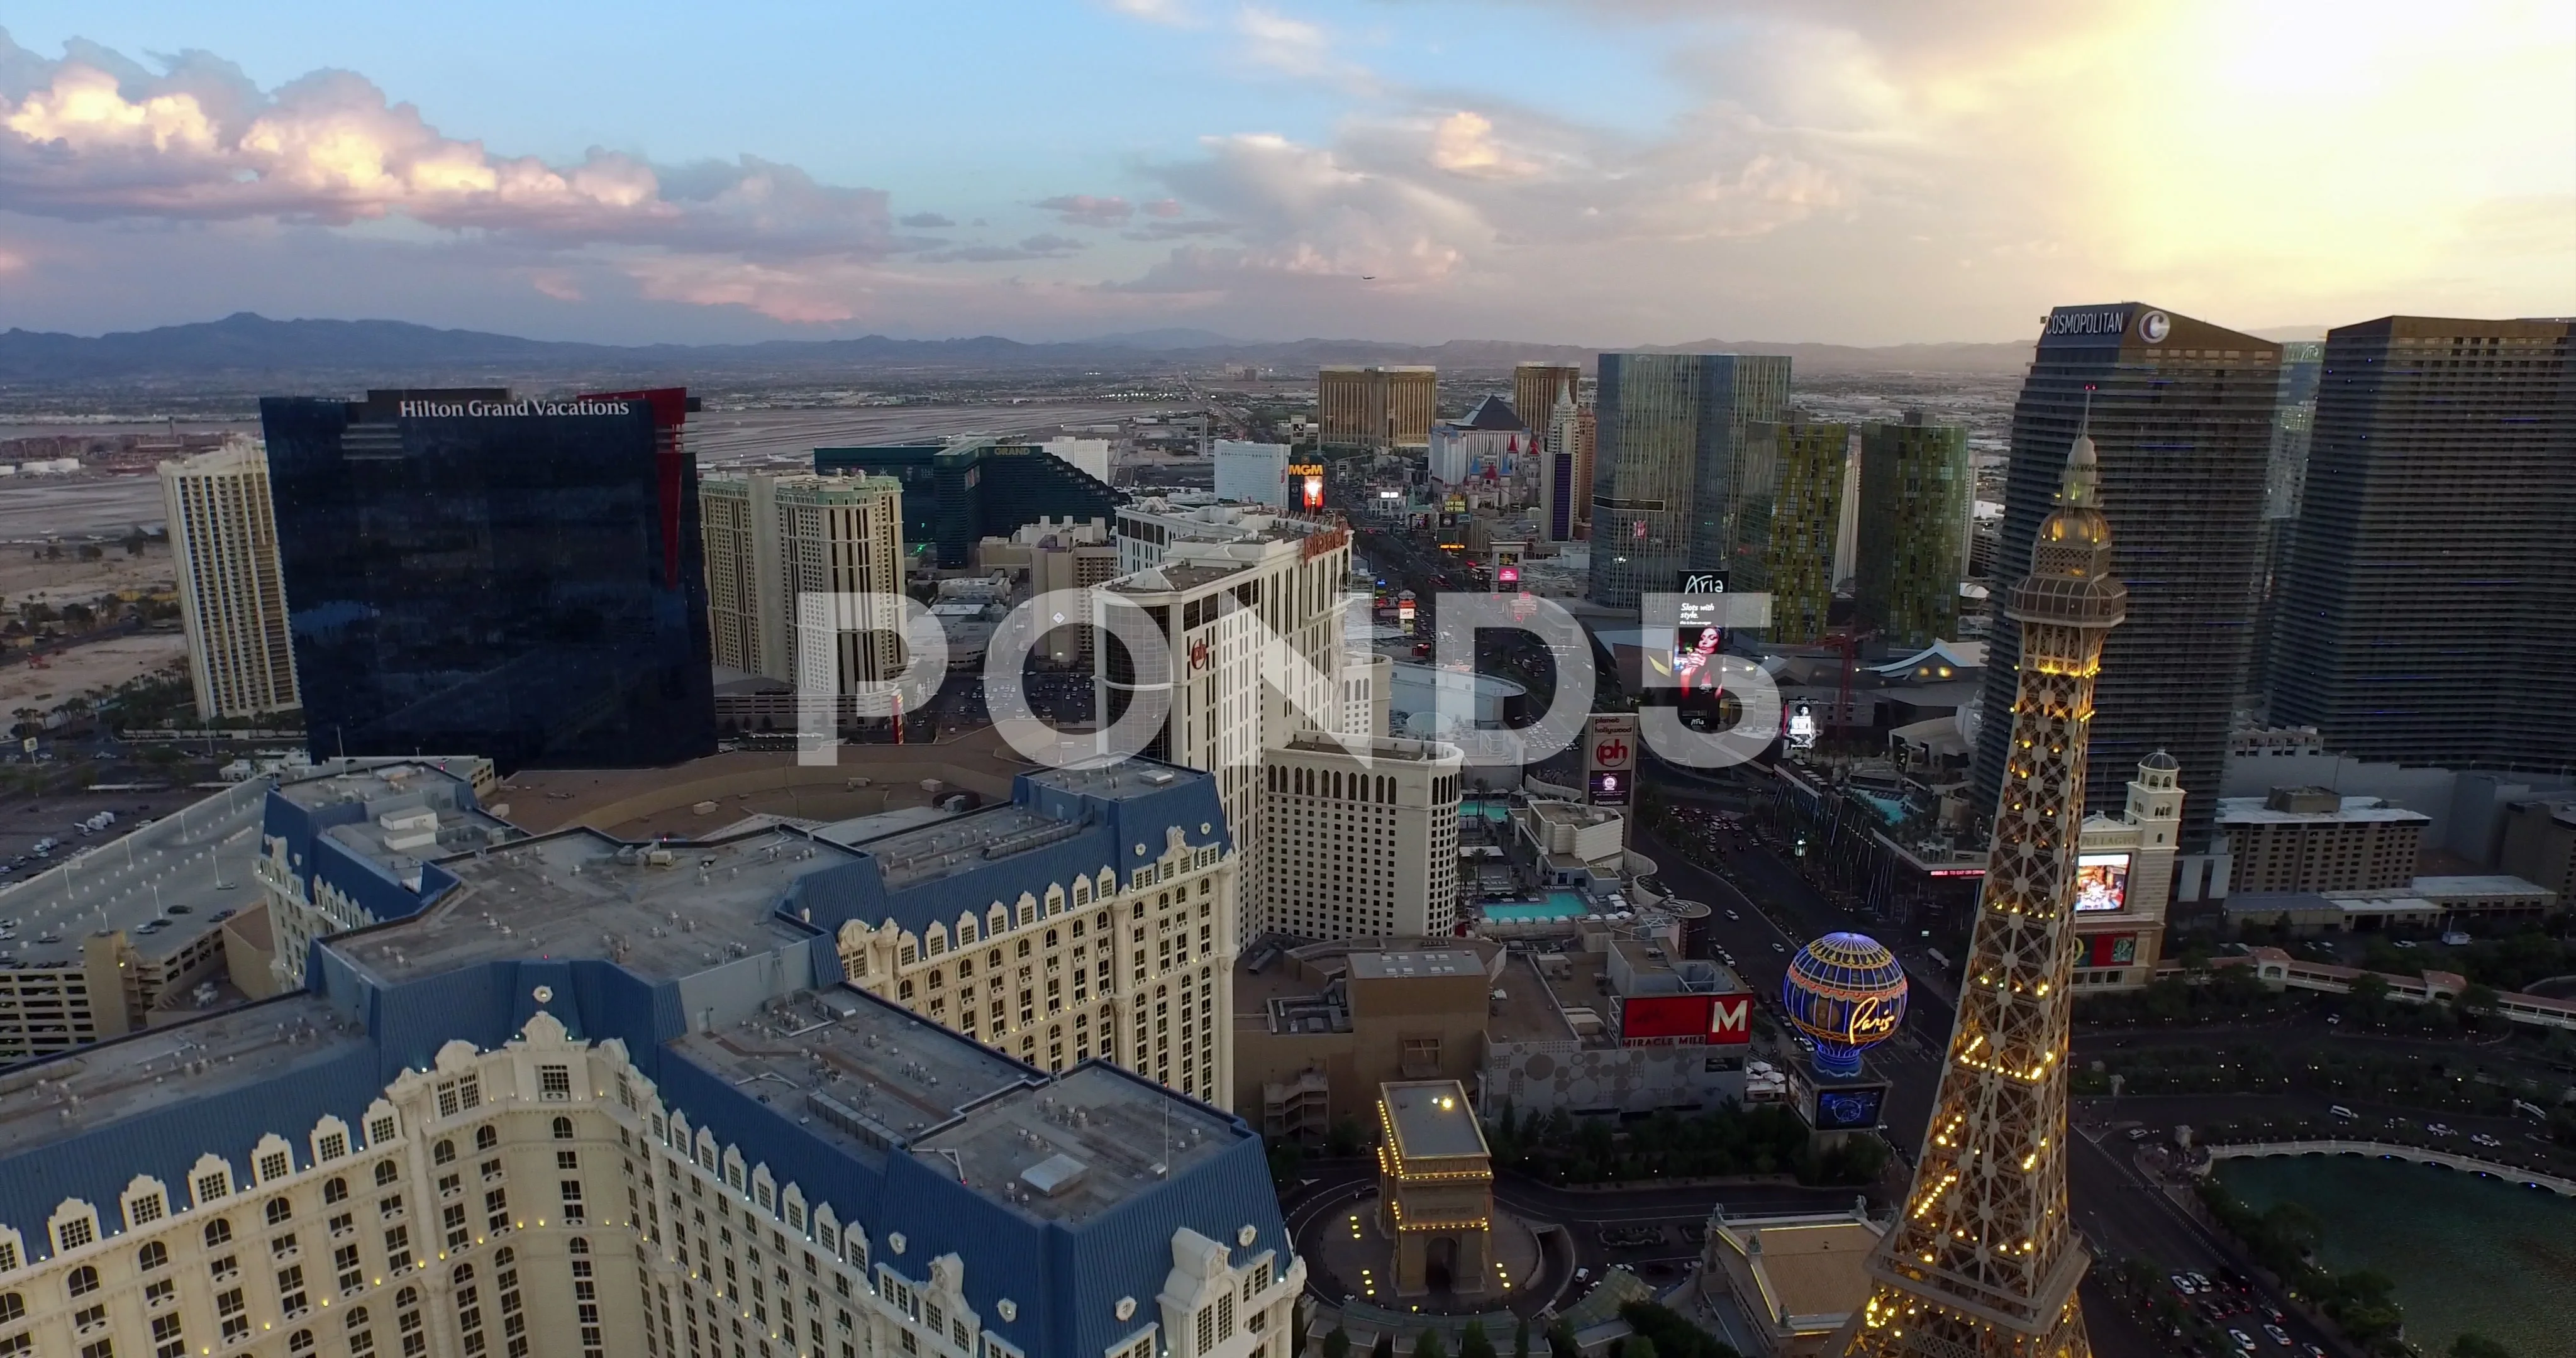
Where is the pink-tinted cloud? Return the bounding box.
[1034,194,1136,227]
[0,35,903,267]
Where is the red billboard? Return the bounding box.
[1619,993,1752,1047]
[2086,932,2139,968]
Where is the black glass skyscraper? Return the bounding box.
[2267,316,2576,767]
[263,388,716,771]
[1971,304,2279,850]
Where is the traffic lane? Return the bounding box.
[1632,818,1951,1155]
[1640,817,1961,1048]
[2068,1125,2345,1357]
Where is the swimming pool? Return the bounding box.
[1482,891,1589,923]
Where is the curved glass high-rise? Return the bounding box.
[1586,353,1790,609]
[1970,304,2279,851]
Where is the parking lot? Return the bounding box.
[0,785,222,887]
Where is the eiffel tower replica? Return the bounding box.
[1837,422,2124,1358]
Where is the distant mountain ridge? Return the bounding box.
[0,312,2039,385]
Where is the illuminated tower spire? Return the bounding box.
[1837,419,2124,1358]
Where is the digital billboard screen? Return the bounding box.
[1619,993,1752,1047]
[1809,1083,1887,1131]
[2087,932,2139,968]
[1587,770,1630,805]
[2074,852,2130,913]
[1673,595,1727,692]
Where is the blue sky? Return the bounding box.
[0,1,2568,345]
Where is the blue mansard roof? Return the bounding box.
[0,760,1275,1358]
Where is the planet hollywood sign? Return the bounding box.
[396,399,638,417]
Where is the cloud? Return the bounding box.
[1123,218,1236,240]
[0,30,927,323]
[526,268,583,302]
[1236,6,1337,79]
[1426,111,1538,179]
[1,3,2566,345]
[916,233,1087,264]
[1101,0,1196,25]
[1034,194,1135,227]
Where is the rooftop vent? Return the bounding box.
[1020,1153,1089,1199]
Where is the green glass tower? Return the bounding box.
[1856,413,1970,648]
[1587,353,1791,609]
[1746,419,1850,643]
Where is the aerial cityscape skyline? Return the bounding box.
[2,1,2570,345]
[0,6,2570,1358]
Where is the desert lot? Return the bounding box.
[0,538,176,607]
[0,474,168,541]
[0,633,187,710]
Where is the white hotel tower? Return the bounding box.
[159,438,300,720]
[1100,501,1453,946]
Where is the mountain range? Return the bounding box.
[0,312,2041,386]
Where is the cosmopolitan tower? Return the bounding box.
[1841,430,2125,1358]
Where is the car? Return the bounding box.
[2470,1132,2502,1148]
[1725,909,1740,920]
[2228,1330,2257,1354]
[2170,1273,2197,1295]
[1770,941,1787,953]
[2328,1105,2356,1121]
[2262,1305,2284,1324]
[2428,1123,2457,1137]
[2263,1325,2290,1347]
[33,934,59,945]
[2304,1346,2327,1357]
[2127,1127,2154,1140]
[2188,1272,2214,1295]
[167,905,193,915]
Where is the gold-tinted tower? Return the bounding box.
[1838,424,2123,1358]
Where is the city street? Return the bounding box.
[1629,780,2381,1355]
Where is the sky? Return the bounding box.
[0,0,2570,346]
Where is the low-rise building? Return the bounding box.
[2218,787,2428,894]
[1697,1203,1887,1357]
[2226,873,2557,934]
[1511,800,1626,888]
[1231,944,1497,1140]
[0,770,482,1062]
[2501,796,2576,903]
[1375,1079,1493,1296]
[1482,936,1752,1116]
